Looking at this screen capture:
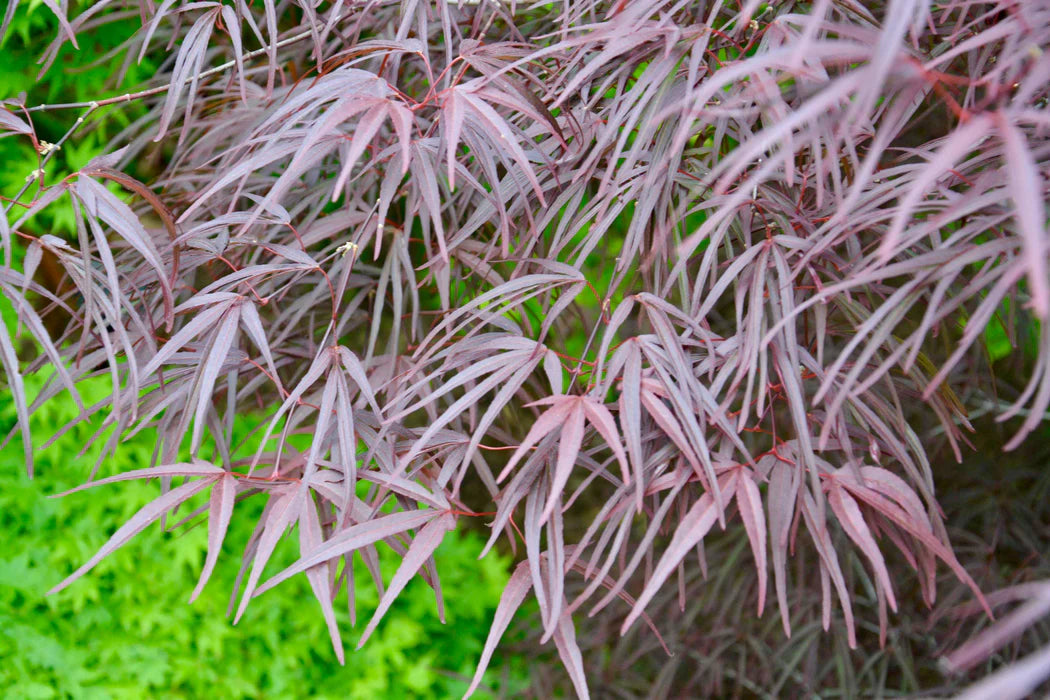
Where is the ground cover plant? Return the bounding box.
[2,0,1049,696]
[0,370,521,698]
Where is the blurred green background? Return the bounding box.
[0,373,521,698]
[0,385,519,698]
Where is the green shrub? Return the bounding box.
[0,373,524,698]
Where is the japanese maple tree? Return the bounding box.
[2,0,1049,696]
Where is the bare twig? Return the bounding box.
[24,18,343,114]
[2,104,97,215]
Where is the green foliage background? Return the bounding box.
[0,365,521,698]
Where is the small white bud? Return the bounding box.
[337,241,360,258]
[868,438,881,464]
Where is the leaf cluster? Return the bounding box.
[2,0,1049,696]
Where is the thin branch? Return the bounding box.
[24,15,346,113]
[2,104,97,215]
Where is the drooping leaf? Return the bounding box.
[49,476,220,595]
[357,512,455,648]
[190,472,238,603]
